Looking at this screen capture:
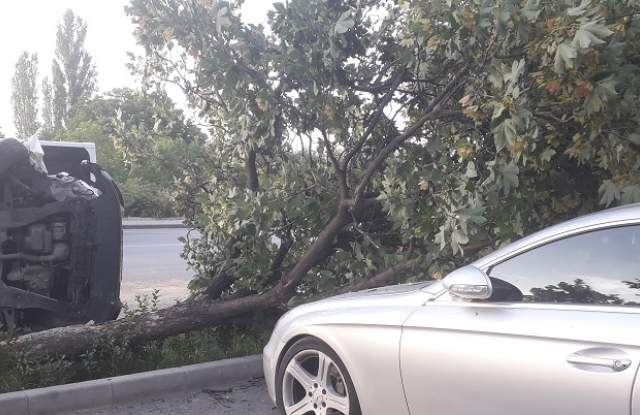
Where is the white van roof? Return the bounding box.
[40,141,97,163]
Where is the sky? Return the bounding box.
[0,0,277,137]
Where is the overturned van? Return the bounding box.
[0,138,123,332]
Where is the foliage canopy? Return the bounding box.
[125,0,640,298]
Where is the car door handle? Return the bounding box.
[567,353,632,372]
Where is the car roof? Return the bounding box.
[472,203,640,269]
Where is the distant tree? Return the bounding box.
[61,88,206,216]
[41,76,54,134]
[11,51,39,139]
[51,9,97,130]
[0,127,5,138]
[51,63,67,132]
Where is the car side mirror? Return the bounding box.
[442,265,493,300]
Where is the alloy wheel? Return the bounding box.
[282,349,350,415]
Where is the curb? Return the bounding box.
[122,223,187,229]
[0,354,263,415]
[122,221,187,230]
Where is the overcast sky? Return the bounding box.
[0,0,276,137]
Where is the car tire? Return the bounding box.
[276,336,362,415]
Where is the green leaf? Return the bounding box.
[465,161,478,179]
[451,228,469,249]
[435,226,447,250]
[216,7,232,35]
[622,185,640,204]
[599,180,620,207]
[541,148,556,163]
[567,0,591,16]
[573,21,613,49]
[335,11,355,34]
[273,2,286,14]
[492,103,506,120]
[597,76,617,96]
[500,162,520,195]
[459,207,487,225]
[521,0,541,21]
[493,118,517,152]
[554,42,577,73]
[505,59,526,90]
[584,76,617,114]
[584,94,603,114]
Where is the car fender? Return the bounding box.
[267,287,432,415]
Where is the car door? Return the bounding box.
[400,224,640,415]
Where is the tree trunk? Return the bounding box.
[337,258,424,294]
[1,254,429,361]
[2,290,282,361]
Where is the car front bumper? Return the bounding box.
[263,330,284,405]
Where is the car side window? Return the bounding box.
[487,225,640,307]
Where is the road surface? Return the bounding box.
[63,379,277,415]
[121,227,197,307]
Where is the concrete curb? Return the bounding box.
[0,354,263,415]
[122,221,187,230]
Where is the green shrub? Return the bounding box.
[119,177,176,218]
[0,292,275,394]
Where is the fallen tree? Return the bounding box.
[5,0,639,360]
[1,63,469,360]
[4,260,417,360]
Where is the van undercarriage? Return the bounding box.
[0,138,122,332]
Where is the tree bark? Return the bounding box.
[3,289,282,361]
[246,148,260,192]
[337,257,424,294]
[1,254,421,361]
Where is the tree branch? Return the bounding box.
[337,257,424,294]
[280,201,352,294]
[246,148,260,192]
[341,70,406,172]
[352,65,469,205]
[320,129,348,198]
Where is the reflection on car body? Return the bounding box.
[263,204,640,415]
[0,138,123,332]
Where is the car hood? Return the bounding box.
[272,281,436,338]
[325,281,435,301]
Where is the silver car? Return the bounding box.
[263,204,640,415]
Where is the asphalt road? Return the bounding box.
[121,227,196,307]
[64,379,278,415]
